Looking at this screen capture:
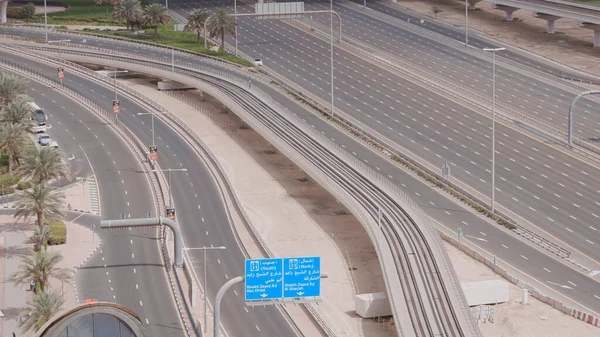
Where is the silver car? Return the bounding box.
[38,134,52,146]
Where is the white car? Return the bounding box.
[253,58,263,66]
[34,123,47,133]
[38,134,52,146]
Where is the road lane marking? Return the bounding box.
[543,268,551,273]
[140,301,143,306]
[521,255,528,260]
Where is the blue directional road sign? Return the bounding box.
[283,256,321,298]
[244,258,283,301]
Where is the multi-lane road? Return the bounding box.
[178,0,600,264]
[3,19,600,318]
[1,49,300,336]
[0,57,185,337]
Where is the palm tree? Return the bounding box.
[12,249,71,293]
[1,100,34,129]
[207,9,235,55]
[0,123,28,173]
[28,225,51,252]
[0,71,29,106]
[185,9,209,43]
[113,0,142,31]
[14,184,64,229]
[19,291,64,333]
[142,3,170,36]
[95,0,117,20]
[17,147,71,185]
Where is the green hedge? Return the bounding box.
[16,181,32,190]
[0,174,20,187]
[46,218,67,245]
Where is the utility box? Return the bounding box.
[462,280,509,306]
[355,292,392,318]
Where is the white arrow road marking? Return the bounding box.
[465,235,488,242]
[546,281,573,289]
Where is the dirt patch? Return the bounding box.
[445,241,600,337]
[395,0,600,76]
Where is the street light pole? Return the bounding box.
[330,0,335,118]
[183,246,226,334]
[137,112,155,146]
[465,0,469,46]
[483,47,505,215]
[235,0,238,56]
[152,168,187,208]
[44,0,48,43]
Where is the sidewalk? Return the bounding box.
[0,181,98,337]
[123,79,393,337]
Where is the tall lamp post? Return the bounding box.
[465,0,469,46]
[48,39,70,84]
[183,246,227,334]
[330,0,335,118]
[137,111,161,147]
[112,68,128,124]
[152,168,188,208]
[483,47,505,215]
[44,0,48,43]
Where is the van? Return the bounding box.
[28,102,47,133]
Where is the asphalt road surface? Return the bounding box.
[2,25,600,316]
[1,57,185,337]
[0,51,300,336]
[163,0,600,264]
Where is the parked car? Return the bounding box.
[253,58,263,66]
[38,134,52,146]
[50,141,59,149]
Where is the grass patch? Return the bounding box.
[46,218,67,245]
[565,0,600,6]
[91,24,251,66]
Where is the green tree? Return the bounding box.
[0,123,28,173]
[19,291,64,333]
[11,249,71,293]
[184,9,209,43]
[20,2,36,23]
[113,0,142,31]
[142,3,170,36]
[28,225,51,252]
[207,9,235,55]
[14,184,64,229]
[0,101,34,129]
[0,71,29,106]
[95,0,117,20]
[17,147,71,185]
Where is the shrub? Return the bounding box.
[0,174,20,187]
[16,181,33,190]
[20,2,36,22]
[6,7,23,19]
[46,218,67,245]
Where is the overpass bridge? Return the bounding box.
[1,1,8,24]
[467,0,600,46]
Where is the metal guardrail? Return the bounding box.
[1,35,573,261]
[0,50,200,337]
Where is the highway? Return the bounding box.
[2,26,600,317]
[0,55,185,337]
[160,0,600,266]
[0,49,300,336]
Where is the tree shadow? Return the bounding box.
[0,246,32,259]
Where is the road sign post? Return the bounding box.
[283,257,321,298]
[244,258,283,300]
[244,256,321,301]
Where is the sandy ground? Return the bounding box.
[122,78,396,337]
[393,0,600,76]
[445,241,600,337]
